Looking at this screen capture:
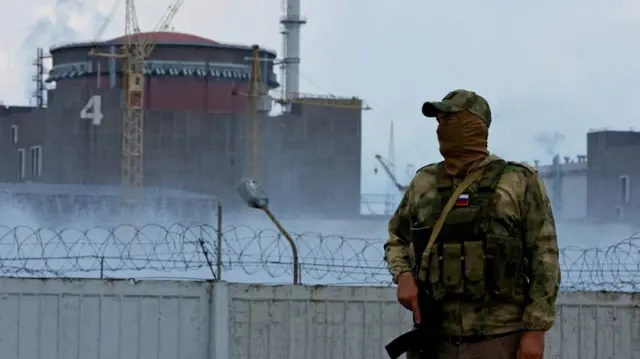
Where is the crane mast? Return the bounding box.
[120,0,186,196]
[122,0,144,191]
[374,154,407,192]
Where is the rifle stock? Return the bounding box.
[385,225,442,359]
[385,328,421,359]
[384,291,443,359]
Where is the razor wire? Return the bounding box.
[0,224,638,291]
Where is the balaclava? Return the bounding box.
[421,89,493,176]
[436,111,489,176]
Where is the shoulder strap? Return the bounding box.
[415,162,439,174]
[423,168,485,257]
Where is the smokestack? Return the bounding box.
[280,0,306,101]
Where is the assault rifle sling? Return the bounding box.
[385,167,487,359]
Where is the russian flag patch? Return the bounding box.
[455,194,470,207]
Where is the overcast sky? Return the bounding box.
[2,0,640,195]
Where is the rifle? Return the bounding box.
[384,286,443,359]
[384,228,443,359]
[384,168,486,359]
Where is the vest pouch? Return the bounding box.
[439,243,464,297]
[426,245,443,299]
[462,241,485,300]
[485,235,524,301]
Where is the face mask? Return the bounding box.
[436,112,489,176]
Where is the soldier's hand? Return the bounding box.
[396,272,421,324]
[517,331,544,359]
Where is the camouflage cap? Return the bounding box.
[421,89,492,128]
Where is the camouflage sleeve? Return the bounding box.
[384,183,414,284]
[522,172,561,331]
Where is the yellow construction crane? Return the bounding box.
[90,0,186,196]
[233,46,371,179]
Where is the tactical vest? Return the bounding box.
[415,159,528,304]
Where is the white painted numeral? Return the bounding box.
[80,95,104,125]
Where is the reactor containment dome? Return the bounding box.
[47,31,278,113]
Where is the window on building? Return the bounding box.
[17,148,25,180]
[10,125,18,145]
[30,146,42,177]
[620,175,631,203]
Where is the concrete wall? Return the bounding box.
[0,278,217,359]
[587,131,640,223]
[260,104,362,217]
[0,85,363,218]
[0,278,638,359]
[0,107,48,182]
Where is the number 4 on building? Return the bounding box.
[80,95,104,125]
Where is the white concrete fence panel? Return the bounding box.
[0,278,638,359]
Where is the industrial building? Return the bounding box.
[534,130,639,225]
[536,154,588,221]
[0,31,364,220]
[586,130,640,223]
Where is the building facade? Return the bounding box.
[534,130,640,225]
[536,154,588,221]
[0,32,363,219]
[586,130,640,223]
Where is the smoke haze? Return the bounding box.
[1,0,638,289]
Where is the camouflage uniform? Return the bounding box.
[384,90,561,359]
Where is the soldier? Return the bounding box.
[384,89,560,359]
